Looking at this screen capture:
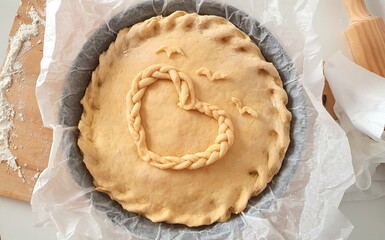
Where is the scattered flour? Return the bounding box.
[12,61,23,73]
[0,6,43,180]
[33,172,40,180]
[17,112,24,121]
[20,40,33,54]
[29,6,46,26]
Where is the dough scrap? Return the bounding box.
[156,46,185,57]
[231,97,259,118]
[78,11,291,227]
[196,67,228,81]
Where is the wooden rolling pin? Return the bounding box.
[343,0,385,78]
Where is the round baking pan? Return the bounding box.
[60,0,306,238]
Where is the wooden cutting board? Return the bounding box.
[0,0,51,202]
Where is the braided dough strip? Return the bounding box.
[126,64,235,170]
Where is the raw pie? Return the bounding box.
[78,11,292,227]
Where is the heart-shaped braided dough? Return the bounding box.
[127,64,234,170]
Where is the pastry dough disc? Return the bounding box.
[78,11,291,227]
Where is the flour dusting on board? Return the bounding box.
[0,7,43,180]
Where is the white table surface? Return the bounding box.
[0,0,384,239]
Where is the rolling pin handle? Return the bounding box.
[343,0,371,23]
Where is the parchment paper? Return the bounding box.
[32,0,355,239]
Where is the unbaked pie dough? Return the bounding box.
[78,11,292,227]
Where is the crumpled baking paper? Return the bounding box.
[324,52,385,200]
[31,0,355,239]
[325,52,385,142]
